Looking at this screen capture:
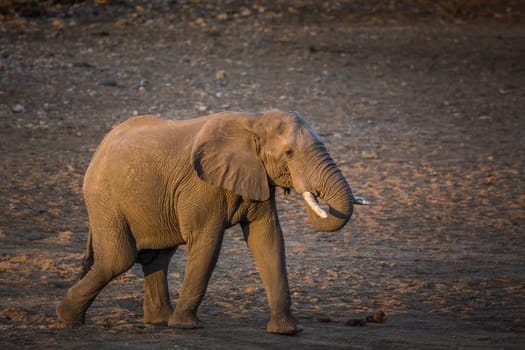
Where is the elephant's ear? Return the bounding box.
[191,116,270,201]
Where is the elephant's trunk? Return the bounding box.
[302,145,354,232]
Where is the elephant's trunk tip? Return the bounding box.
[353,196,370,205]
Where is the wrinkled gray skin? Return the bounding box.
[56,110,355,335]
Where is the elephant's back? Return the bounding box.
[101,115,167,143]
[82,116,197,194]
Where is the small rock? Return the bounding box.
[12,104,24,113]
[52,19,65,30]
[484,176,496,185]
[216,301,233,308]
[215,70,226,80]
[100,79,118,87]
[216,13,228,21]
[318,316,338,323]
[361,150,380,160]
[138,80,148,88]
[346,318,367,327]
[288,7,299,15]
[366,310,387,323]
[240,8,252,17]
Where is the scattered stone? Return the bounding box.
[366,310,387,323]
[346,311,387,327]
[52,19,65,30]
[484,176,496,185]
[361,150,380,160]
[137,80,148,93]
[73,62,95,69]
[318,316,338,323]
[100,79,118,87]
[215,70,226,80]
[346,318,367,327]
[216,301,233,309]
[240,8,252,17]
[12,104,24,113]
[216,13,228,21]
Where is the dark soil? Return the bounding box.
[1,1,524,349]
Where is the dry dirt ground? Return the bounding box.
[1,1,524,349]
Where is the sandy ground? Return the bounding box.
[1,1,524,349]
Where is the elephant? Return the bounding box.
[56,109,366,335]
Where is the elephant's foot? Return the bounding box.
[144,305,174,325]
[266,314,303,335]
[56,300,85,327]
[168,310,203,329]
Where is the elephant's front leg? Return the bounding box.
[138,248,177,325]
[242,212,302,335]
[168,229,224,329]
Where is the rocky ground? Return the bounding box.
[1,1,524,349]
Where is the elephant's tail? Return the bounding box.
[79,229,94,279]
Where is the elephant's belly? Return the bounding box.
[129,220,186,250]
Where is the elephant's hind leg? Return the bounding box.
[138,248,177,325]
[56,265,116,326]
[56,219,137,326]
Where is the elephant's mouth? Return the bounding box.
[272,169,293,188]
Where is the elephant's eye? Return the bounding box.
[285,149,294,158]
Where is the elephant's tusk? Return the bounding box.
[302,192,328,219]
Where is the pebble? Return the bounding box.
[12,104,25,113]
[215,70,226,80]
[100,79,118,87]
[346,318,367,327]
[240,8,252,17]
[137,81,147,93]
[366,310,388,323]
[217,13,228,21]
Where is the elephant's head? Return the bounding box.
[191,110,355,232]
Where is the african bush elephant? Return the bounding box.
[56,109,365,335]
